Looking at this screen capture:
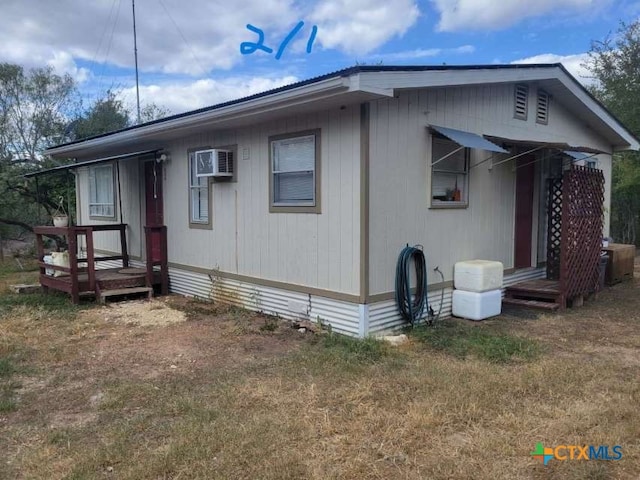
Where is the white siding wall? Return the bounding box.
[368,84,614,296]
[161,105,361,295]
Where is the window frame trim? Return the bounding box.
[88,162,118,221]
[187,145,213,229]
[268,129,321,214]
[429,135,470,209]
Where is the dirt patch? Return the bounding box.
[77,298,306,381]
[581,345,640,366]
[80,298,187,327]
[49,412,98,429]
[2,262,640,479]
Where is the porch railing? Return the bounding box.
[34,224,129,303]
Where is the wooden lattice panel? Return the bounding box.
[546,178,563,280]
[560,165,605,300]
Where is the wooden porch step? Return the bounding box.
[506,284,559,294]
[98,286,153,304]
[503,297,560,311]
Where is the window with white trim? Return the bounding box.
[431,136,469,207]
[89,164,115,217]
[189,151,210,224]
[270,131,320,212]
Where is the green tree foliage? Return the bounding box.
[586,21,640,244]
[0,64,76,162]
[70,90,130,141]
[0,64,77,239]
[140,102,171,124]
[68,90,170,141]
[0,62,170,241]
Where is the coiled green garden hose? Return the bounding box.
[395,245,429,326]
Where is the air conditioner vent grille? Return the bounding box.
[195,149,234,177]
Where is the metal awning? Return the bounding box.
[485,136,607,155]
[564,150,593,161]
[24,149,159,178]
[480,135,609,170]
[430,125,508,153]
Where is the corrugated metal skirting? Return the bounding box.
[367,267,546,335]
[93,263,546,337]
[168,267,361,337]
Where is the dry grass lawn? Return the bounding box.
[0,259,639,479]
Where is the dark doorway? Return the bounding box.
[144,161,164,260]
[514,156,535,269]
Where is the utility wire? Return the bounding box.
[90,0,119,66]
[95,0,123,101]
[156,0,209,77]
[81,0,120,108]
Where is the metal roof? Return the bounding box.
[45,64,575,152]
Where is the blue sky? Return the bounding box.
[2,0,639,114]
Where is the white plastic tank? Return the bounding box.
[452,289,502,321]
[51,251,70,278]
[44,255,54,276]
[454,260,504,292]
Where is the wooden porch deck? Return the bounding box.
[503,279,563,311]
[40,267,163,297]
[35,224,168,304]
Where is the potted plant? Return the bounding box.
[52,196,69,227]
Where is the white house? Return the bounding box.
[40,65,639,336]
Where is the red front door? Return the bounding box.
[144,161,164,260]
[514,156,535,269]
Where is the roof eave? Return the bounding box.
[46,75,353,158]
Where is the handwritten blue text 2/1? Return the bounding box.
[240,22,318,60]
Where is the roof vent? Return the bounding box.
[536,89,550,125]
[514,84,528,120]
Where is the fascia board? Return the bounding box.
[47,76,351,157]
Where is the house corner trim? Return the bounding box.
[359,102,370,303]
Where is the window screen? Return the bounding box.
[89,164,115,217]
[271,134,316,206]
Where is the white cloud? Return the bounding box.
[0,0,300,76]
[432,0,596,32]
[376,44,475,60]
[311,0,420,54]
[118,75,299,114]
[511,53,593,84]
[46,51,90,83]
[0,0,422,78]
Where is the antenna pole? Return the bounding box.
[132,0,141,124]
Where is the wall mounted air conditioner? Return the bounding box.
[195,149,234,177]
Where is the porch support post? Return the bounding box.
[68,228,79,304]
[119,224,129,268]
[86,228,96,293]
[116,160,124,224]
